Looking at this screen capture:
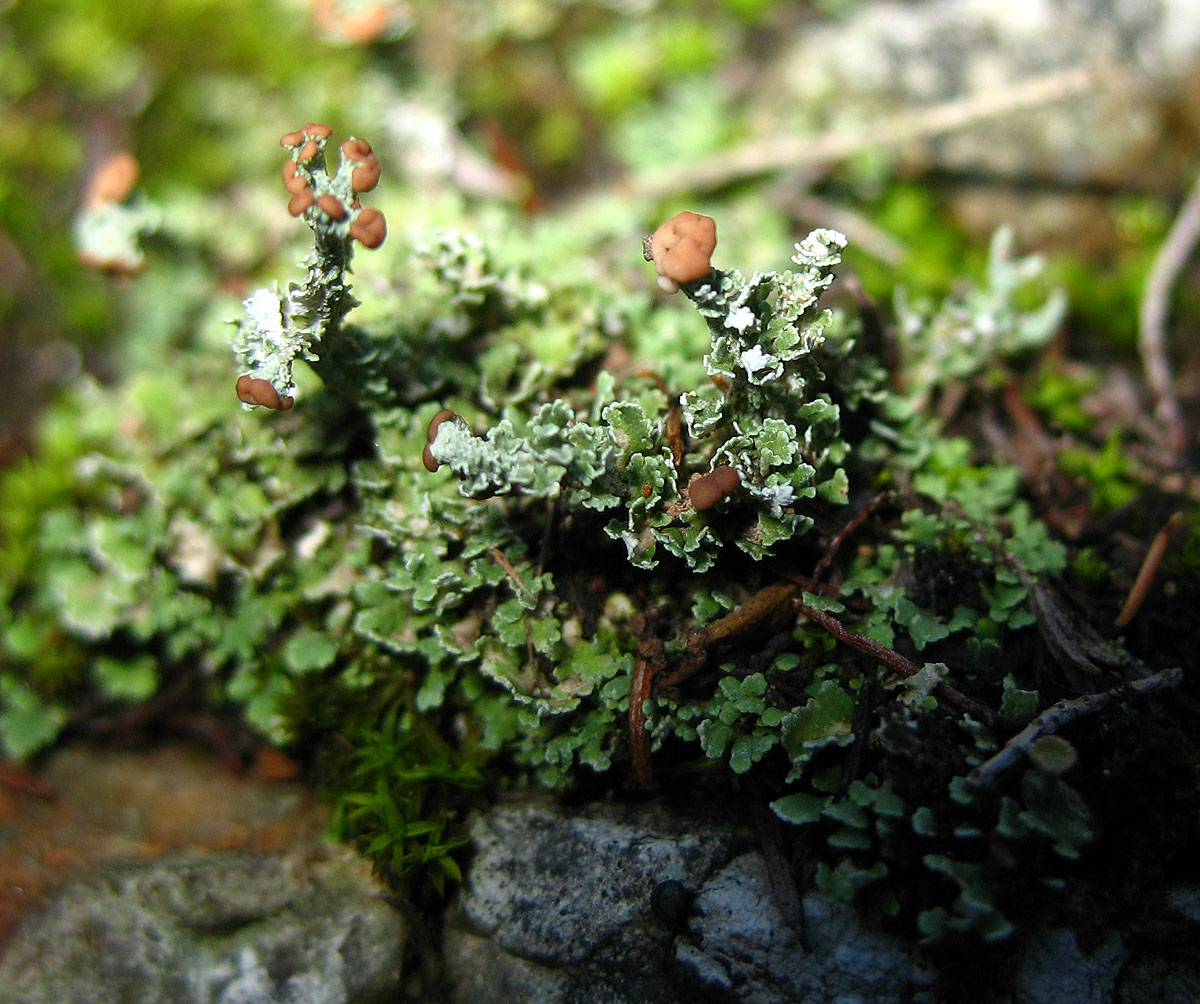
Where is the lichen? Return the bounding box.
[230,124,388,409]
[8,144,1192,944]
[431,218,858,572]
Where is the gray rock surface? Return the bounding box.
[1010,927,1128,1004]
[758,0,1200,243]
[444,798,1200,1004]
[684,852,932,1004]
[772,0,1200,174]
[0,849,405,1004]
[443,796,933,1004]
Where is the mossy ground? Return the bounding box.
[2,2,1200,996]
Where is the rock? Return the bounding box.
[1009,927,1128,1004]
[761,0,1200,247]
[444,796,749,1004]
[775,0,1200,173]
[0,848,405,1004]
[684,852,933,1004]
[0,744,332,943]
[1117,951,1200,1003]
[443,796,933,1004]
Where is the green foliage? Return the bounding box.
[324,708,485,895]
[431,227,861,571]
[2,129,1156,938]
[1058,429,1140,514]
[893,227,1067,405]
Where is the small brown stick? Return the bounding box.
[630,637,664,788]
[1139,172,1200,453]
[807,494,888,591]
[707,583,800,645]
[658,583,800,689]
[665,402,685,468]
[796,602,996,725]
[490,548,534,600]
[635,65,1099,199]
[745,778,806,930]
[965,666,1183,788]
[634,368,685,466]
[1115,512,1185,627]
[0,760,52,799]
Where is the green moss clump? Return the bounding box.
[3,148,1193,937]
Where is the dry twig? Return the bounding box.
[965,666,1183,788]
[490,547,534,600]
[1139,171,1200,454]
[635,65,1099,200]
[1115,511,1185,627]
[796,601,996,725]
[630,635,665,789]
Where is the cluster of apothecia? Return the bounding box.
[688,466,740,510]
[279,123,387,249]
[422,409,460,472]
[236,374,294,411]
[643,211,717,294]
[234,124,389,411]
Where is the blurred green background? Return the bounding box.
[2,0,1197,460]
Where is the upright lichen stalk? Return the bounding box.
[428,212,858,572]
[231,123,387,410]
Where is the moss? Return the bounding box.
[4,138,1195,941]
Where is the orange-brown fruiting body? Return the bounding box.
[341,138,373,161]
[339,4,390,44]
[423,409,460,471]
[84,152,140,207]
[689,466,740,511]
[313,0,391,44]
[428,409,458,442]
[298,139,321,162]
[236,375,294,411]
[317,194,347,220]
[351,155,381,194]
[350,206,387,249]
[288,187,316,216]
[282,161,309,194]
[281,123,333,148]
[648,212,717,293]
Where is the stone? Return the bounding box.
[0,848,405,1004]
[759,0,1200,247]
[443,796,933,1004]
[1009,926,1127,1004]
[683,853,933,1004]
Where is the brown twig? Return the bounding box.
[634,368,685,467]
[630,636,664,789]
[796,601,996,725]
[658,583,799,688]
[490,547,534,600]
[634,65,1099,199]
[1139,172,1200,454]
[1115,512,1185,628]
[0,760,52,799]
[965,666,1184,788]
[807,494,888,592]
[746,777,806,930]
